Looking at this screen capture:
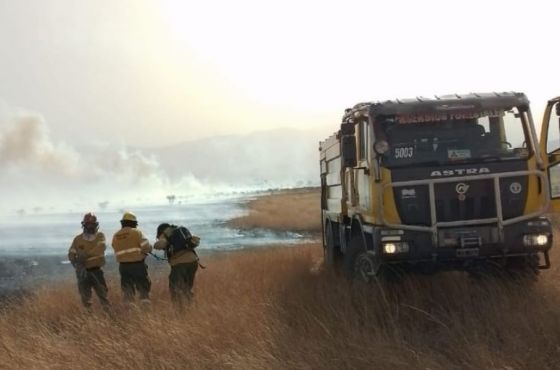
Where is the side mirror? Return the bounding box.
[341,135,357,168]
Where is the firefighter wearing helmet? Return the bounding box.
[154,223,201,306]
[111,211,153,302]
[68,212,110,310]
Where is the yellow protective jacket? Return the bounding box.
[112,227,152,263]
[154,226,199,267]
[68,232,106,269]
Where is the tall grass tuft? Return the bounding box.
[228,188,321,233]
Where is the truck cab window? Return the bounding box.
[547,103,560,153]
[478,116,490,133]
[358,121,368,160]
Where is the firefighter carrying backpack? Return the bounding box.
[166,225,197,258]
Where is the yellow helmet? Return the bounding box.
[121,211,137,222]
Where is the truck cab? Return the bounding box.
[320,92,559,281]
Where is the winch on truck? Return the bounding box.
[319,92,560,281]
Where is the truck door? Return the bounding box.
[540,97,560,211]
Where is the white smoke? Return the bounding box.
[0,113,81,176]
[0,104,322,217]
[0,106,176,215]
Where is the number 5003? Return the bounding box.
[395,147,414,158]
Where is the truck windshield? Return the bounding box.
[377,108,531,168]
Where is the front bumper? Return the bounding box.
[374,217,553,269]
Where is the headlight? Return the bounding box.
[523,234,549,247]
[383,242,409,254]
[374,140,390,154]
[384,243,397,254]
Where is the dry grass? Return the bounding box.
[3,189,560,369]
[228,188,321,234]
[2,243,560,369]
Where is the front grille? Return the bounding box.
[435,180,495,222]
[435,194,496,222]
[395,177,526,226]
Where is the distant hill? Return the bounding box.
[142,127,333,188]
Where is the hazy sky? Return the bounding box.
[0,0,559,147]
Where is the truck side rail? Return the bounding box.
[377,170,550,244]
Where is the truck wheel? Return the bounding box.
[324,222,342,269]
[344,231,381,282]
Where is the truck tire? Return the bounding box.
[324,222,342,269]
[343,230,381,282]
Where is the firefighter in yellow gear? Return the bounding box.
[68,212,109,309]
[111,211,152,302]
[154,223,200,306]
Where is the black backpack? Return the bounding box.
[166,225,196,258]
